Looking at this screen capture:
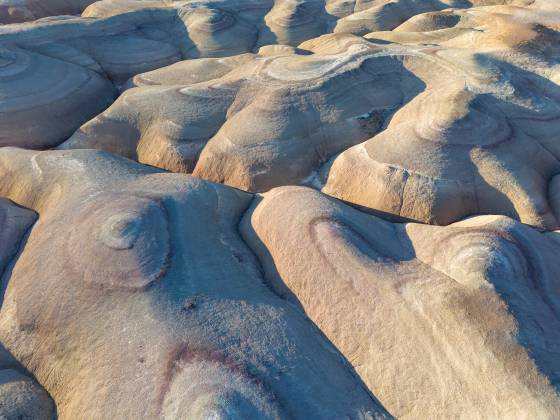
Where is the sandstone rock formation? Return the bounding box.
[0,0,559,418]
[61,4,560,228]
[0,0,96,23]
[83,0,536,37]
[0,147,387,419]
[62,39,422,191]
[242,186,560,418]
[0,198,55,419]
[324,5,560,228]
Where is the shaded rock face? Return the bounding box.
[0,46,117,149]
[0,368,55,419]
[1,1,560,419]
[0,148,387,419]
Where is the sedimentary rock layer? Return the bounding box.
[60,3,560,228]
[0,1,559,418]
[0,147,387,419]
[242,186,560,419]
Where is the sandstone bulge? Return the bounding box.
[0,148,387,419]
[241,186,560,418]
[0,0,559,419]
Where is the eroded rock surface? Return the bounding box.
[242,186,560,419]
[325,4,560,229]
[1,1,560,419]
[62,39,423,191]
[56,1,560,229]
[0,0,96,23]
[0,147,387,419]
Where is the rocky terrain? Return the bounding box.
[0,0,559,418]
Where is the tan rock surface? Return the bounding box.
[324,5,560,229]
[60,6,560,229]
[0,0,96,23]
[0,1,559,418]
[62,39,419,190]
[0,147,388,419]
[242,186,560,419]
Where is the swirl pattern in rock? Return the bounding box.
[0,0,97,23]
[1,0,550,159]
[0,47,116,149]
[242,186,560,419]
[61,38,423,191]
[0,147,388,419]
[323,5,560,229]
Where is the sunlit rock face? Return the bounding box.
[242,186,560,419]
[0,148,388,419]
[55,1,560,229]
[61,38,423,191]
[0,198,55,419]
[0,0,552,157]
[323,5,560,229]
[1,0,560,418]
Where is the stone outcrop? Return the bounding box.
[0,148,387,419]
[0,0,96,23]
[0,1,559,418]
[60,3,560,228]
[242,186,560,419]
